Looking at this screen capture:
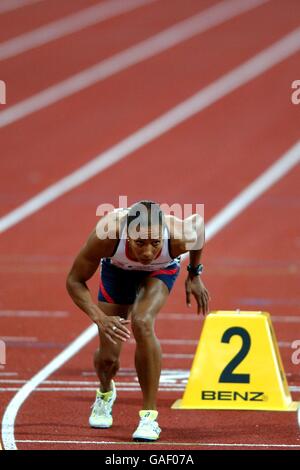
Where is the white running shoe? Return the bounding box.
[132,410,161,441]
[89,381,116,428]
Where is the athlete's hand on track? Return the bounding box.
[185,275,210,316]
[93,311,131,345]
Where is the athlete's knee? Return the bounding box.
[94,348,120,371]
[131,312,155,340]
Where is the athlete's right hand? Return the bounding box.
[94,312,131,345]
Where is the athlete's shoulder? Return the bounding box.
[165,213,204,255]
[95,208,128,241]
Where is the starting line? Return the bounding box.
[14,439,300,449]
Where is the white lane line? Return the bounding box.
[0,0,269,129]
[0,0,156,61]
[2,324,97,450]
[272,316,300,323]
[159,313,300,323]
[0,373,18,377]
[0,0,42,15]
[0,387,183,392]
[201,142,300,241]
[3,141,300,449]
[128,338,198,345]
[0,379,186,385]
[14,439,300,448]
[163,354,194,359]
[0,310,69,318]
[0,337,37,342]
[278,341,293,348]
[0,380,184,386]
[2,386,300,393]
[82,368,188,376]
[1,27,300,235]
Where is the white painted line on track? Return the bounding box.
[14,439,300,448]
[159,313,300,323]
[0,0,42,15]
[2,324,97,449]
[0,310,69,318]
[162,354,194,359]
[0,373,18,377]
[272,316,300,323]
[0,0,269,130]
[199,142,300,242]
[0,337,37,342]
[82,369,188,376]
[0,387,183,392]
[1,26,300,234]
[0,311,299,321]
[128,338,198,345]
[0,0,157,61]
[3,141,300,449]
[0,379,185,386]
[2,386,300,393]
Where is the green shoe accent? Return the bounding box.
[97,389,113,402]
[139,410,158,420]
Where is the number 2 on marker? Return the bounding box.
[219,327,251,384]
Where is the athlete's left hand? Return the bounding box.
[185,275,210,315]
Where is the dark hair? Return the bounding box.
[126,200,164,239]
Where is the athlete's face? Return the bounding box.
[128,226,163,265]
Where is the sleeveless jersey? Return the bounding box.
[106,210,179,271]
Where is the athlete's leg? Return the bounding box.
[95,302,131,392]
[130,278,169,410]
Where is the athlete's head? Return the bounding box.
[126,200,165,265]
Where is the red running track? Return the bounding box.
[0,0,300,450]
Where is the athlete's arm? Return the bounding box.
[184,214,210,315]
[168,214,210,316]
[66,218,131,343]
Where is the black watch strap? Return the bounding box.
[187,264,204,276]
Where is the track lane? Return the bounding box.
[0,0,103,42]
[1,9,300,219]
[0,0,215,105]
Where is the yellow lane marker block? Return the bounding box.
[173,311,298,411]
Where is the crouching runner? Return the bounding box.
[66,200,210,441]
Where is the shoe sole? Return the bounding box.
[133,438,159,442]
[90,424,112,429]
[132,435,160,442]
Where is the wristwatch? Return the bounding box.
[187,264,204,276]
